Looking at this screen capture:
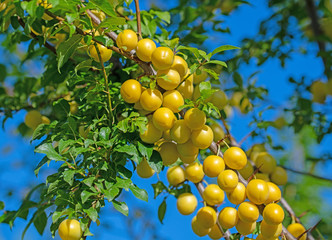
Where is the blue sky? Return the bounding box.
[0,0,331,239]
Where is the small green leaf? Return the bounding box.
[158,199,167,224]
[137,141,154,160]
[57,34,83,72]
[205,60,227,68]
[63,169,75,186]
[89,0,116,17]
[210,45,240,57]
[98,17,126,29]
[103,187,119,202]
[129,184,148,202]
[0,201,4,210]
[152,181,168,199]
[84,207,98,222]
[33,211,47,235]
[35,143,64,161]
[75,59,93,74]
[81,191,95,204]
[148,150,163,173]
[0,64,7,82]
[113,200,128,216]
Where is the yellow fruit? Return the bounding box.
[246,179,269,205]
[274,116,287,129]
[239,97,252,114]
[162,90,184,113]
[170,120,191,144]
[218,207,238,229]
[139,120,162,144]
[211,123,225,142]
[184,108,206,130]
[235,219,256,235]
[264,182,281,204]
[203,155,225,178]
[227,182,246,205]
[238,161,254,180]
[177,193,197,215]
[263,203,284,225]
[157,68,181,90]
[152,107,175,131]
[209,90,228,110]
[287,223,307,240]
[69,101,78,114]
[191,125,214,149]
[58,219,82,240]
[208,224,223,240]
[171,55,188,78]
[203,184,225,206]
[41,116,50,124]
[238,202,259,223]
[176,139,199,157]
[151,47,174,70]
[196,206,217,228]
[270,166,288,185]
[193,84,201,101]
[311,80,327,104]
[191,216,211,237]
[185,162,204,183]
[261,220,282,239]
[25,110,43,130]
[247,143,266,158]
[79,125,90,139]
[167,166,185,186]
[177,79,194,99]
[255,173,270,182]
[255,152,277,174]
[223,147,247,170]
[137,158,155,178]
[217,170,238,192]
[162,129,171,141]
[120,79,142,103]
[193,70,208,84]
[139,88,163,112]
[116,29,138,51]
[327,79,332,95]
[136,38,156,62]
[88,44,113,62]
[180,154,197,164]
[158,142,179,166]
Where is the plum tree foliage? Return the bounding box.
[0,0,331,240]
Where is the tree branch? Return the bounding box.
[283,166,332,182]
[304,0,330,77]
[134,0,142,40]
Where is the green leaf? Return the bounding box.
[158,199,166,224]
[52,208,74,223]
[35,143,64,161]
[148,150,163,173]
[114,144,140,163]
[63,169,75,186]
[98,17,126,29]
[89,0,116,17]
[137,141,153,160]
[84,207,98,222]
[233,72,243,87]
[0,201,4,210]
[151,10,171,24]
[205,60,228,68]
[75,59,93,74]
[209,45,240,57]
[56,34,83,72]
[152,181,168,199]
[33,211,47,235]
[99,127,111,140]
[129,184,148,202]
[0,64,7,82]
[34,157,50,176]
[103,187,119,202]
[81,191,95,204]
[199,81,214,99]
[113,200,128,216]
[115,177,131,190]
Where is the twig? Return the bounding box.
[94,43,114,125]
[134,0,142,40]
[17,17,56,54]
[238,130,255,146]
[283,166,332,183]
[304,0,330,77]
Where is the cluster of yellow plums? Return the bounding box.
[168,150,306,240]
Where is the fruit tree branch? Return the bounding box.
[304,0,330,77]
[283,166,332,183]
[134,0,142,40]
